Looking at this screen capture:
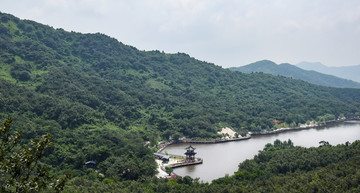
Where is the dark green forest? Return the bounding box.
[61,140,360,192]
[1,12,360,192]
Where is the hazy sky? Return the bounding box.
[1,0,360,67]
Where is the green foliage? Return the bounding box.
[165,166,173,176]
[10,62,32,81]
[316,114,336,123]
[62,140,360,192]
[1,12,360,139]
[1,12,360,191]
[210,140,360,192]
[0,118,70,192]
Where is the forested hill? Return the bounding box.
[297,61,360,83]
[1,11,360,137]
[229,60,360,88]
[1,12,360,180]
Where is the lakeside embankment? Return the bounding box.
[158,117,360,153]
[163,121,360,182]
[157,135,251,153]
[250,119,344,136]
[156,117,360,179]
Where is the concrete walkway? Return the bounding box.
[155,159,170,178]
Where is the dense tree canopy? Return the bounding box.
[1,12,360,192]
[0,118,70,193]
[1,12,359,138]
[62,140,360,192]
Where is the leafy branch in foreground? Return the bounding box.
[0,118,70,193]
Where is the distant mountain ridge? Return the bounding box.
[297,61,360,83]
[1,11,360,186]
[229,60,360,88]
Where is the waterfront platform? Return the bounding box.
[168,159,203,168]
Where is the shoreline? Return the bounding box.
[158,117,360,153]
[155,117,359,178]
[250,118,345,136]
[157,136,251,153]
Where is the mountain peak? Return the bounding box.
[252,60,277,66]
[229,61,360,88]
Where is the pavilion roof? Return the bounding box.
[185,145,196,150]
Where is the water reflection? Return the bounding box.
[165,121,360,182]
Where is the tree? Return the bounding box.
[319,140,330,147]
[0,118,70,193]
[234,133,239,138]
[165,166,174,176]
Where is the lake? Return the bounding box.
[165,121,360,182]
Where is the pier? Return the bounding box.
[168,158,203,168]
[156,145,203,177]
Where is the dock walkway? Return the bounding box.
[168,158,203,168]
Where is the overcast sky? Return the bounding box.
[1,0,360,67]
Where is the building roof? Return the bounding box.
[185,145,196,150]
[154,153,170,160]
[85,161,96,165]
[168,174,180,180]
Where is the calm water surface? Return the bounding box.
[165,121,360,182]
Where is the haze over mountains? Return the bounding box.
[297,61,360,83]
[229,60,360,88]
[1,11,360,192]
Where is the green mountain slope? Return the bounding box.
[1,11,360,136]
[297,61,360,83]
[1,12,360,179]
[229,60,360,88]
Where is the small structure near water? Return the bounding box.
[154,153,170,161]
[167,145,203,168]
[184,145,197,162]
[155,145,203,178]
